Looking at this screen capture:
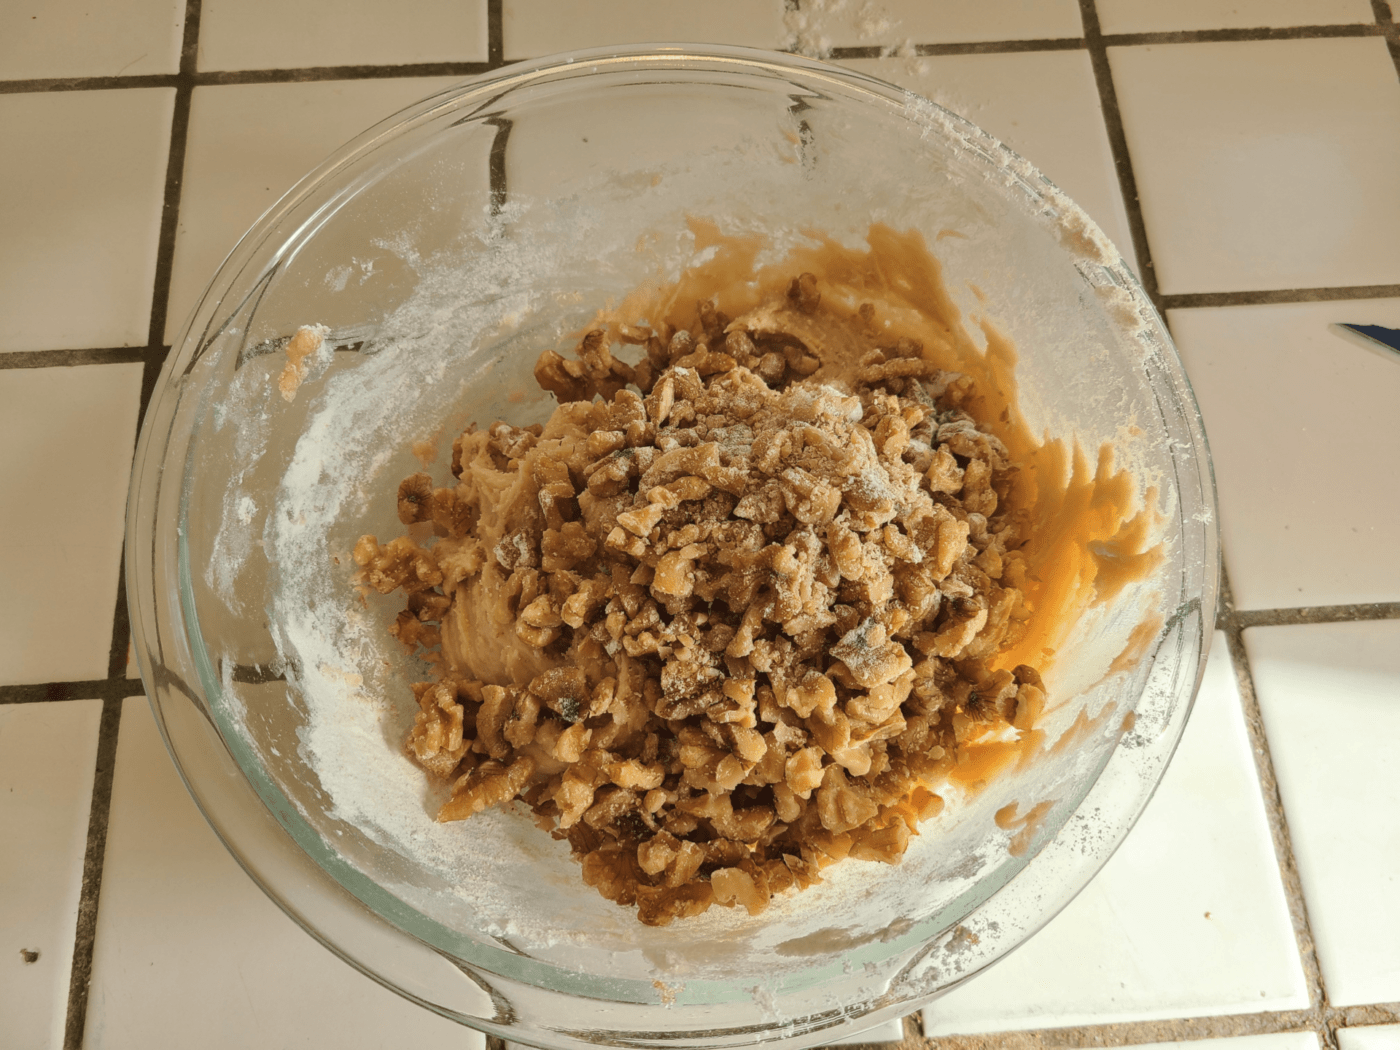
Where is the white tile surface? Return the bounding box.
[1169,299,1400,610]
[84,697,489,1050]
[821,1018,906,1045]
[0,365,143,685]
[0,699,102,1050]
[842,50,1136,271]
[0,0,183,80]
[165,76,462,343]
[922,632,1306,1036]
[1340,1025,1400,1050]
[1097,0,1375,33]
[1244,621,1400,1008]
[1109,37,1400,294]
[198,0,488,71]
[503,0,788,60]
[786,0,1083,53]
[1122,1035,1320,1050]
[0,89,173,353]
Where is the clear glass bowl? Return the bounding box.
[126,45,1218,1050]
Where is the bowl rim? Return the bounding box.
[126,41,1220,1049]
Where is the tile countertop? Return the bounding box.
[2,1,1398,1048]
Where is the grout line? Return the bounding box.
[0,347,148,371]
[827,38,1084,60]
[1236,602,1400,629]
[3,604,1393,705]
[145,0,202,352]
[1216,566,1334,1047]
[0,62,497,95]
[917,1002,1400,1049]
[0,73,178,94]
[1077,0,1163,314]
[1163,285,1400,309]
[194,61,497,85]
[488,0,504,67]
[61,696,123,1050]
[1102,23,1384,46]
[0,18,1392,98]
[1078,6,1330,1047]
[922,1007,1326,1049]
[1372,0,1400,81]
[103,0,205,695]
[60,6,202,1047]
[106,545,132,681]
[7,279,1399,378]
[0,679,149,706]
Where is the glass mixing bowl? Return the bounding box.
[126,45,1218,1050]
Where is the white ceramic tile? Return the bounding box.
[1244,620,1400,1008]
[922,632,1306,1036]
[0,89,173,353]
[84,697,489,1050]
[0,700,102,1049]
[842,51,1137,271]
[1098,0,1374,34]
[0,0,183,80]
[165,76,462,343]
[1340,1025,1400,1050]
[786,0,1082,53]
[0,365,143,685]
[1109,37,1400,295]
[198,0,487,72]
[1168,299,1400,610]
[1118,1035,1320,1050]
[502,0,788,60]
[821,1018,906,1045]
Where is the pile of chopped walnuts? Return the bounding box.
[352,274,1047,925]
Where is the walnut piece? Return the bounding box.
[352,267,1042,926]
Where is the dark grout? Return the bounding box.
[1079,2,1328,1045]
[1103,23,1385,47]
[1077,0,1163,314]
[488,0,504,68]
[1,19,1394,98]
[1164,285,1400,310]
[0,73,179,94]
[920,1002,1400,1049]
[195,61,497,86]
[57,6,203,1048]
[0,347,148,371]
[1236,602,1400,630]
[828,38,1085,61]
[1372,0,1400,82]
[145,0,201,352]
[8,281,1400,378]
[105,544,132,681]
[61,695,123,1050]
[0,63,497,95]
[924,1006,1323,1049]
[0,679,149,706]
[98,0,204,704]
[1216,568,1335,1046]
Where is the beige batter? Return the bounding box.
[351,222,1161,925]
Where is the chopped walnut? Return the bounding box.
[352,262,1043,926]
